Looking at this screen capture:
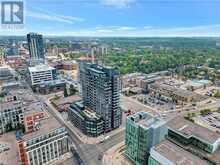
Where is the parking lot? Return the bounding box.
[194,86,220,96]
[131,94,177,113]
[194,111,220,131]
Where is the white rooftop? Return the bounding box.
[28,64,55,72]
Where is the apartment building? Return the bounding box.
[27,33,44,65]
[0,100,24,134]
[78,62,122,132]
[68,100,104,137]
[18,116,70,165]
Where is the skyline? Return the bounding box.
[1,0,220,37]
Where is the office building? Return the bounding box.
[28,64,57,86]
[0,100,24,134]
[78,62,121,132]
[28,64,66,94]
[68,100,104,137]
[125,112,167,165]
[27,33,44,64]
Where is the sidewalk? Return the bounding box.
[103,142,133,165]
[51,153,73,165]
[66,120,125,144]
[47,95,125,145]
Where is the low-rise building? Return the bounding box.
[18,115,70,165]
[122,72,166,91]
[185,79,212,91]
[149,83,208,104]
[37,79,66,95]
[68,101,104,137]
[148,140,209,165]
[0,66,13,81]
[167,116,220,154]
[24,101,45,133]
[125,112,167,165]
[51,95,81,112]
[62,61,77,70]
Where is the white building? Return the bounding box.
[28,64,57,86]
[18,116,71,165]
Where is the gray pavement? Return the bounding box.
[43,96,124,165]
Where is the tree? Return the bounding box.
[69,84,77,95]
[200,109,211,116]
[214,91,220,98]
[64,87,68,97]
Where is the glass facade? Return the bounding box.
[27,33,45,63]
[148,156,161,165]
[79,62,122,132]
[125,112,167,165]
[168,129,214,153]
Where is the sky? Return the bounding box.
[1,0,220,37]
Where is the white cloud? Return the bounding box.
[96,29,114,33]
[26,9,84,24]
[101,0,137,8]
[116,26,136,31]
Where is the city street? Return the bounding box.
[43,95,125,165]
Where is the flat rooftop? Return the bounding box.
[0,88,37,106]
[152,83,196,98]
[188,79,211,87]
[24,101,45,115]
[70,100,102,120]
[151,83,208,101]
[83,109,101,120]
[0,100,22,112]
[22,113,62,141]
[28,64,55,72]
[0,132,22,165]
[127,111,166,129]
[81,62,119,76]
[167,116,220,144]
[52,95,81,106]
[39,79,65,86]
[152,140,209,165]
